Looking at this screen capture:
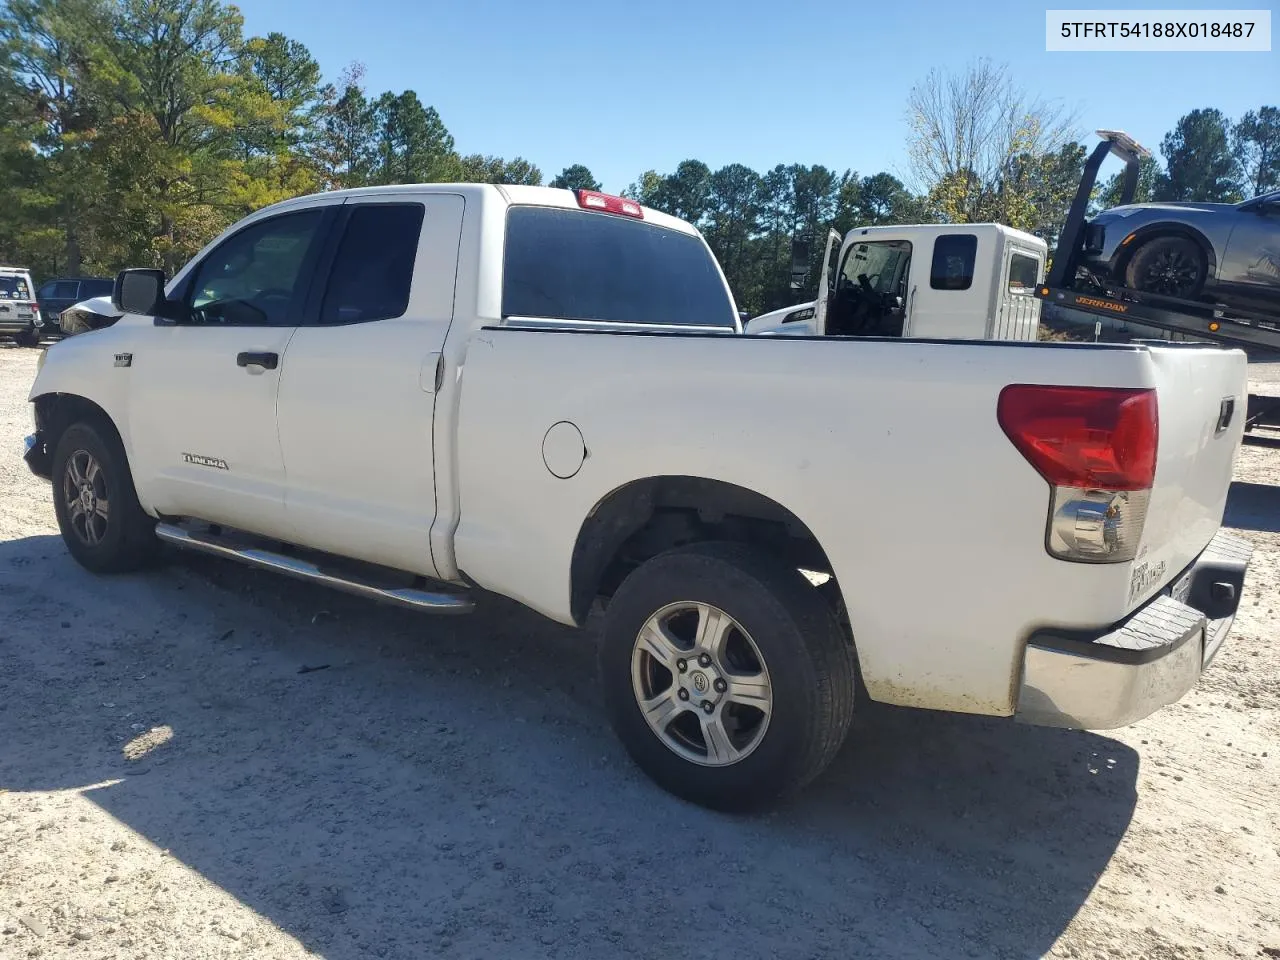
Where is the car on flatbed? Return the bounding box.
[1079,189,1280,316]
[24,183,1255,809]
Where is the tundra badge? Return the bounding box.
[182,453,229,470]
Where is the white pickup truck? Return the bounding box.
[24,184,1254,810]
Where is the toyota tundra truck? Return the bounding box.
[23,184,1254,810]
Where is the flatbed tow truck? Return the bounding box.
[1036,130,1280,444]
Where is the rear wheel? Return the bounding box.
[14,330,38,347]
[598,542,855,811]
[51,421,159,573]
[1124,235,1207,299]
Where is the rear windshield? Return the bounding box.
[0,276,32,298]
[502,206,735,327]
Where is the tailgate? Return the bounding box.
[1129,344,1247,607]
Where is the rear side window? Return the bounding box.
[930,234,977,291]
[51,280,80,299]
[81,279,114,298]
[319,204,425,325]
[502,207,735,327]
[1008,252,1040,293]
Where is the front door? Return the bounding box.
[127,206,334,536]
[811,229,843,335]
[274,193,465,578]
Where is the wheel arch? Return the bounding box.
[569,475,842,627]
[32,393,128,483]
[1110,222,1219,283]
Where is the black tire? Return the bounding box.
[1123,234,1207,299]
[14,330,38,347]
[598,542,856,811]
[51,420,159,573]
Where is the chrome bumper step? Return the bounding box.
[154,522,474,614]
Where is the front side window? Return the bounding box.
[318,204,424,325]
[188,209,324,326]
[839,240,913,296]
[502,206,736,327]
[930,234,977,290]
[1008,252,1040,293]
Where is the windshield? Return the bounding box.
[502,206,736,328]
[0,276,32,299]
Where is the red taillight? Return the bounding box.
[576,189,644,219]
[997,385,1158,491]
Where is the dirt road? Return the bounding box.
[2,343,1278,960]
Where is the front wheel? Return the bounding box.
[598,542,856,811]
[51,421,160,573]
[1123,235,1207,300]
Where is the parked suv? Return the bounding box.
[0,266,42,346]
[36,277,114,340]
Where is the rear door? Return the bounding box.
[274,193,465,578]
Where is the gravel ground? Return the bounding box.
[1,342,1278,960]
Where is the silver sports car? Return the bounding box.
[1079,190,1280,316]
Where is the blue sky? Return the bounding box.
[241,0,1277,193]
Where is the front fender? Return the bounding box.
[28,324,139,457]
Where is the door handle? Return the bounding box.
[236,351,278,370]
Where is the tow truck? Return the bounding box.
[1036,129,1280,443]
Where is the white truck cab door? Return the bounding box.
[127,206,335,536]
[811,228,843,336]
[273,194,465,579]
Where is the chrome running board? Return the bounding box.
[154,522,474,615]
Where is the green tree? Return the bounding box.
[1098,153,1161,209]
[653,159,712,224]
[549,163,600,191]
[237,32,320,154]
[0,0,110,273]
[1155,108,1241,202]
[372,89,455,184]
[90,0,252,270]
[458,153,541,185]
[704,163,763,303]
[313,62,376,189]
[1233,106,1280,196]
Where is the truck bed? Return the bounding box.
[452,328,1245,716]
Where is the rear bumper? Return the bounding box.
[0,318,37,336]
[1016,530,1253,730]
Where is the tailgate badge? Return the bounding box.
[1216,397,1234,435]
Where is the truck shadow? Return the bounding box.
[0,534,1136,960]
[1225,480,1280,533]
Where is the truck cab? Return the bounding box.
[746,223,1046,341]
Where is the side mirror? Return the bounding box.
[113,268,177,318]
